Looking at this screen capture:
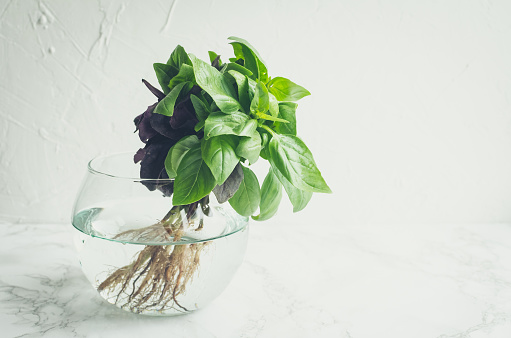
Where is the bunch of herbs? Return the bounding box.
[136,36,330,220]
[100,37,331,313]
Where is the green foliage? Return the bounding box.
[237,119,258,137]
[154,82,192,116]
[236,129,261,164]
[267,77,311,101]
[228,70,251,113]
[252,168,282,221]
[172,146,216,205]
[272,167,312,212]
[168,64,195,92]
[190,94,210,122]
[201,135,240,185]
[255,112,289,123]
[250,80,269,115]
[165,135,200,179]
[268,92,279,117]
[228,166,260,216]
[204,111,249,139]
[189,54,240,114]
[228,36,268,83]
[223,63,253,77]
[167,45,192,69]
[148,37,330,220]
[274,102,297,135]
[268,135,331,193]
[153,63,178,95]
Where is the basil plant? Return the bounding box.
[134,37,331,221]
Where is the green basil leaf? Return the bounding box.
[269,135,331,193]
[240,43,260,80]
[228,70,251,114]
[190,94,210,121]
[201,135,240,185]
[221,66,236,86]
[194,120,205,132]
[167,45,192,69]
[274,102,297,135]
[173,146,216,205]
[230,42,244,60]
[228,36,268,82]
[236,130,261,165]
[189,54,240,114]
[228,37,265,64]
[204,111,249,139]
[202,90,213,105]
[267,77,310,101]
[246,76,257,99]
[228,165,260,216]
[252,168,282,221]
[255,112,289,123]
[260,132,270,160]
[164,135,200,178]
[210,101,219,112]
[224,63,253,77]
[250,80,269,114]
[271,165,312,212]
[154,81,192,117]
[260,147,269,160]
[168,64,195,92]
[268,92,279,117]
[153,63,179,94]
[237,119,258,137]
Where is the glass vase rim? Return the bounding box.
[88,151,174,183]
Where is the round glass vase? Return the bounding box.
[71,152,249,316]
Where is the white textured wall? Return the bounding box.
[1,0,511,224]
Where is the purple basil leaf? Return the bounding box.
[150,114,184,140]
[170,99,196,129]
[181,119,199,133]
[140,141,173,186]
[134,103,158,143]
[213,163,244,203]
[211,55,221,70]
[190,85,202,96]
[139,140,176,196]
[142,79,165,101]
[134,148,146,163]
[134,114,142,130]
[150,113,195,140]
[148,112,172,136]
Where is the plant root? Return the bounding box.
[97,200,210,314]
[98,240,209,313]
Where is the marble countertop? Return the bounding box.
[1,221,511,338]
